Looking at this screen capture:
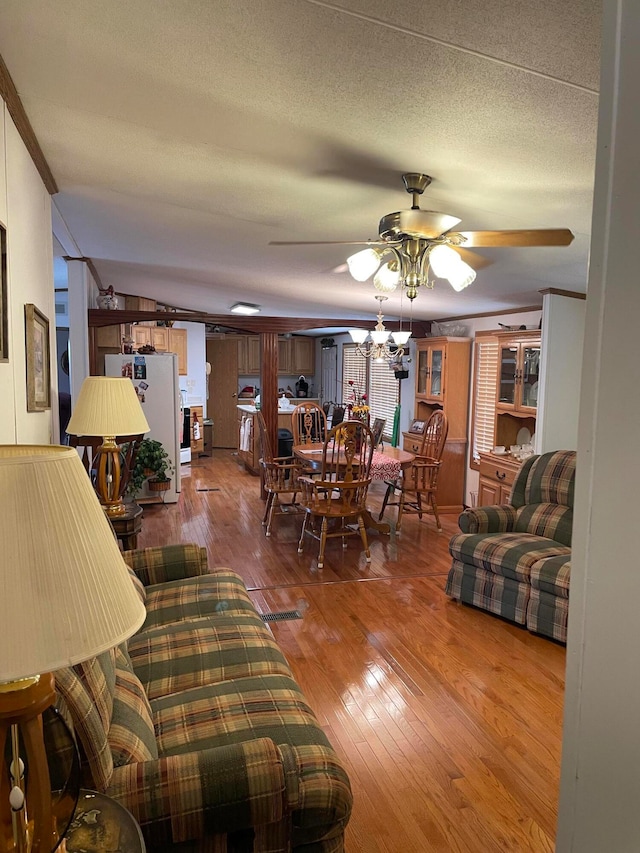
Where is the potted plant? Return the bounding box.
[128,438,174,496]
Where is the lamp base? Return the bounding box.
[0,674,57,853]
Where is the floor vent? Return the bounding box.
[260,610,303,623]
[196,487,221,492]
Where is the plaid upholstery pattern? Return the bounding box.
[527,587,569,642]
[123,543,208,586]
[523,450,576,509]
[458,504,518,535]
[108,737,288,847]
[143,570,260,631]
[129,613,293,701]
[73,649,117,736]
[449,531,571,582]
[446,451,576,643]
[109,647,158,766]
[445,559,530,624]
[126,564,147,603]
[55,665,114,791]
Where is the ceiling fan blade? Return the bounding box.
[453,229,575,248]
[453,246,494,270]
[269,240,388,246]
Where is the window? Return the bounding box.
[470,334,499,467]
[341,344,399,438]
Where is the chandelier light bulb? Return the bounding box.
[347,248,382,281]
[373,262,400,293]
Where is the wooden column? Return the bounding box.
[260,333,278,498]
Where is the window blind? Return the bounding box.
[471,337,499,462]
[341,345,367,405]
[368,360,399,437]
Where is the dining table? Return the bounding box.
[292,443,415,534]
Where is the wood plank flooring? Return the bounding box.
[138,450,565,853]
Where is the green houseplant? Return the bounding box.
[127,438,174,496]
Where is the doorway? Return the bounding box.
[206,338,239,447]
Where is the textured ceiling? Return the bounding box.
[0,0,600,323]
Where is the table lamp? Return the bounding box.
[0,445,146,853]
[66,377,149,517]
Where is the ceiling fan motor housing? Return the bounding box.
[378,209,461,242]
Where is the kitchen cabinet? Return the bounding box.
[291,336,315,375]
[151,326,169,352]
[132,325,151,348]
[478,452,522,506]
[405,336,471,513]
[168,328,188,375]
[278,338,291,374]
[236,335,315,376]
[494,330,540,450]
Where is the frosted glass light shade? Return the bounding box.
[349,329,369,344]
[370,329,390,345]
[0,445,146,682]
[392,330,412,346]
[346,248,381,281]
[428,244,461,278]
[447,260,477,291]
[373,262,400,293]
[67,377,149,437]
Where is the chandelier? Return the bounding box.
[349,296,411,362]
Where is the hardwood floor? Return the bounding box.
[138,450,565,853]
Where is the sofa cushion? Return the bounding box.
[449,531,571,582]
[73,649,117,736]
[143,571,260,632]
[530,555,571,598]
[109,647,158,766]
[523,450,575,508]
[123,543,207,586]
[55,665,114,791]
[126,564,147,604]
[515,503,573,546]
[129,613,293,701]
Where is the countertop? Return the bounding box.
[238,399,319,414]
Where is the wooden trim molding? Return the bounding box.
[0,53,58,195]
[435,305,542,323]
[538,288,587,300]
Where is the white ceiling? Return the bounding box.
[0,0,600,323]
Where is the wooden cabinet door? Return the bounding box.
[168,328,188,374]
[478,479,500,506]
[132,326,151,348]
[247,336,261,373]
[96,324,122,348]
[278,337,291,374]
[292,337,315,374]
[151,327,169,351]
[207,338,240,447]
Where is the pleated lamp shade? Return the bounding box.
[66,377,149,437]
[0,445,146,682]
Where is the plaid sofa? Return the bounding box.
[54,544,352,852]
[445,450,575,642]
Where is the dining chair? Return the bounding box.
[291,401,328,446]
[378,410,449,532]
[256,412,304,536]
[330,405,345,428]
[297,420,374,569]
[371,417,386,448]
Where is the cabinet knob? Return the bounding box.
[496,471,506,480]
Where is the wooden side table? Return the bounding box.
[66,790,146,852]
[110,502,143,551]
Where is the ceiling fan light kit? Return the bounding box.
[271,171,574,303]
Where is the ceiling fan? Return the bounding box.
[270,173,574,299]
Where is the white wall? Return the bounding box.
[175,321,207,416]
[557,1,640,848]
[0,105,56,445]
[537,293,586,453]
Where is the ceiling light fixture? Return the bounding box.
[230,302,261,315]
[349,295,411,363]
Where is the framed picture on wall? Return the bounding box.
[25,303,51,411]
[0,224,7,361]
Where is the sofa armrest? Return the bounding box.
[122,544,208,586]
[458,505,518,534]
[108,738,288,846]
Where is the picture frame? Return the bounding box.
[408,418,426,434]
[0,224,7,361]
[25,303,51,411]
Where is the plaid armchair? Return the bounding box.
[55,544,352,852]
[445,450,575,642]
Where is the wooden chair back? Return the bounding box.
[255,411,303,536]
[371,417,386,448]
[417,410,448,462]
[330,405,345,428]
[291,402,327,446]
[321,419,374,485]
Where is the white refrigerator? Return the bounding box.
[105,352,181,503]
